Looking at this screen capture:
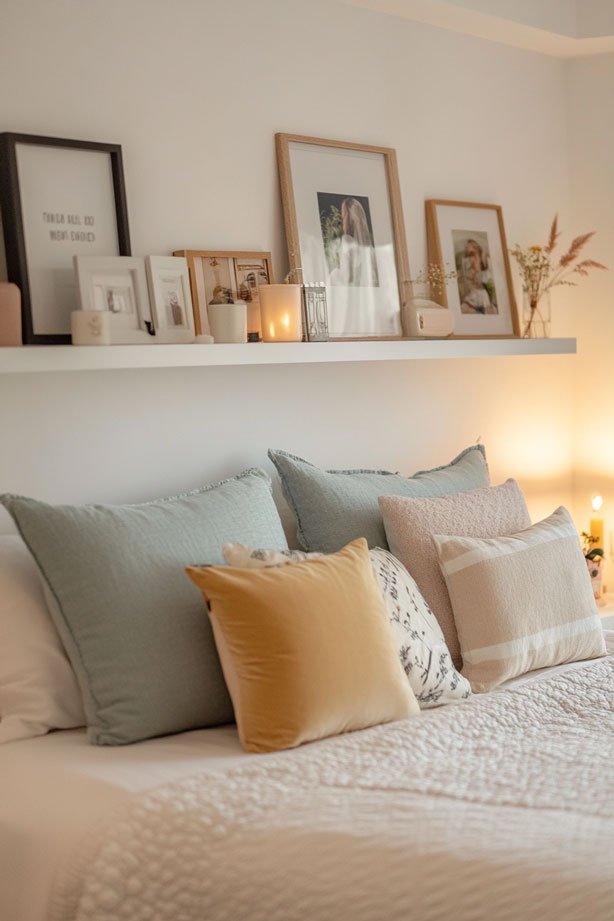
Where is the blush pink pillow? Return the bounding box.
[379,480,531,667]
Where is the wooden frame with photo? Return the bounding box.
[276,133,410,341]
[145,256,195,343]
[425,199,519,338]
[0,133,131,344]
[74,256,153,344]
[173,249,274,338]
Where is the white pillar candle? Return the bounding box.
[207,301,247,343]
[590,495,605,551]
[71,310,111,345]
[260,284,302,342]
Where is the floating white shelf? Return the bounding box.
[0,338,576,374]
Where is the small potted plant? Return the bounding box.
[207,286,247,343]
[581,531,605,599]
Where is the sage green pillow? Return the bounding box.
[268,446,489,553]
[1,469,287,746]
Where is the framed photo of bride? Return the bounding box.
[425,199,519,337]
[276,133,410,340]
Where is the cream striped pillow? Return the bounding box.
[433,507,606,692]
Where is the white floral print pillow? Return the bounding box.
[222,543,471,708]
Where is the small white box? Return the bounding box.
[403,301,453,338]
[71,310,111,345]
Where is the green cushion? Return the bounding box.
[268,446,489,553]
[1,469,287,745]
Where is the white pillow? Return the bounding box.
[0,535,85,743]
[434,507,607,691]
[222,543,471,708]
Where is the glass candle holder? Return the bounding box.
[260,284,302,342]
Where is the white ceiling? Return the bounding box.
[339,0,614,56]
[578,0,614,38]
[445,0,577,37]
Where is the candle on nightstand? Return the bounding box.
[590,495,605,550]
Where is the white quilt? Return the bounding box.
[52,656,614,921]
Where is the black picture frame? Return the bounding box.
[0,133,131,344]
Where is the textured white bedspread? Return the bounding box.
[52,651,614,921]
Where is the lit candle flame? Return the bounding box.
[282,313,290,329]
[592,495,603,513]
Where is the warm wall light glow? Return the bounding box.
[592,494,603,512]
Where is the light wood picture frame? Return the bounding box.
[172,249,273,338]
[425,199,519,338]
[276,133,410,340]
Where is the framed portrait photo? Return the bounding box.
[276,133,410,340]
[426,200,519,337]
[173,249,273,338]
[145,256,195,343]
[74,256,152,344]
[0,133,131,344]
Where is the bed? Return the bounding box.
[2,633,613,921]
[2,452,613,921]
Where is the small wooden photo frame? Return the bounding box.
[173,249,274,338]
[425,199,519,338]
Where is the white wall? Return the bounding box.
[567,53,614,541]
[0,0,575,533]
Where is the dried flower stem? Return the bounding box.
[509,215,607,337]
[408,263,456,297]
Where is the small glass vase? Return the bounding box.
[522,291,551,338]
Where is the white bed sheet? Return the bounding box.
[0,725,266,921]
[2,630,612,921]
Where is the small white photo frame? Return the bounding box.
[145,256,195,343]
[74,256,153,344]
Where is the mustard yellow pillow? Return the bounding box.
[186,538,418,752]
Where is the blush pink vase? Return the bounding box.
[0,283,22,346]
